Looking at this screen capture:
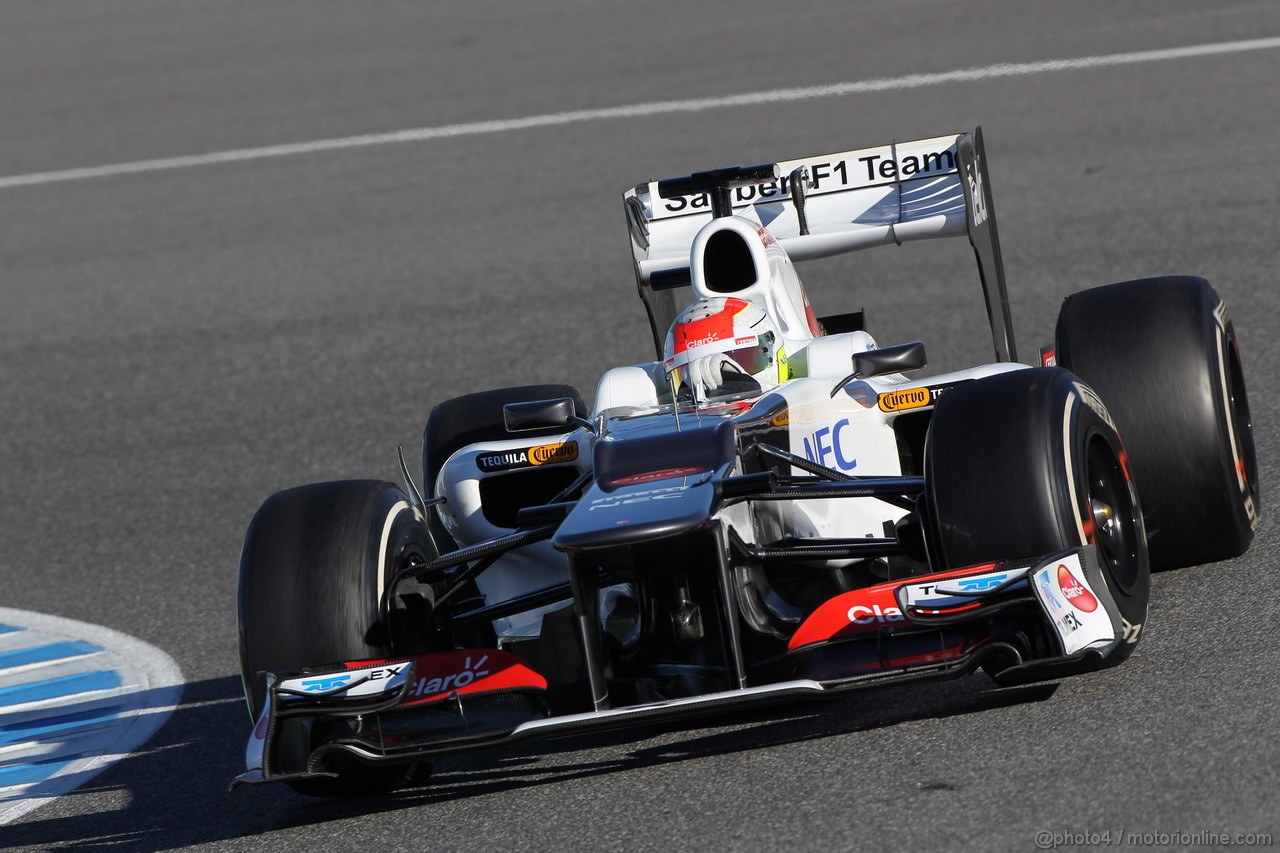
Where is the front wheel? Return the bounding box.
[238,479,435,795]
[924,368,1149,668]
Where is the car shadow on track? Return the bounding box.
[3,675,281,851]
[371,677,1060,815]
[2,672,1057,849]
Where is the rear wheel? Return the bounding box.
[924,367,1149,667]
[238,480,435,795]
[1056,276,1258,569]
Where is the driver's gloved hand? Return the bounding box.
[687,353,761,402]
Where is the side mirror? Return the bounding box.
[503,397,586,432]
[830,341,928,398]
[854,340,927,379]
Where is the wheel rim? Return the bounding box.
[1085,432,1142,595]
[1226,334,1260,505]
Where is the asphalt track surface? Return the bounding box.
[2,2,1278,849]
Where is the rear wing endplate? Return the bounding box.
[623,127,1016,363]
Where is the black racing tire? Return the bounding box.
[238,480,436,796]
[1055,277,1258,570]
[924,367,1149,667]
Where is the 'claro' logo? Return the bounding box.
[877,388,930,413]
[847,604,905,625]
[1057,563,1098,612]
[529,441,579,466]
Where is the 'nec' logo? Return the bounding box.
[955,574,1007,592]
[300,674,352,692]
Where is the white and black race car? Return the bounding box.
[234,128,1258,795]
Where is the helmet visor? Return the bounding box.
[723,331,775,377]
[668,330,775,401]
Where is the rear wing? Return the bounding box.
[623,127,1016,363]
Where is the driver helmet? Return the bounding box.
[663,297,788,400]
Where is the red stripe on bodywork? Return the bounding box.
[788,563,998,650]
[344,649,547,706]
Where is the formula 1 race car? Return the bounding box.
[234,128,1258,795]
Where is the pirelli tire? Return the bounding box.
[923,367,1149,668]
[238,479,436,796]
[1055,276,1259,570]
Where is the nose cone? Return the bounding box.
[552,419,734,552]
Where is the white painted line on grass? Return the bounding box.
[1,36,1278,190]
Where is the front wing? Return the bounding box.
[233,545,1122,789]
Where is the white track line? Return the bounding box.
[0,608,183,828]
[1,36,1278,191]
